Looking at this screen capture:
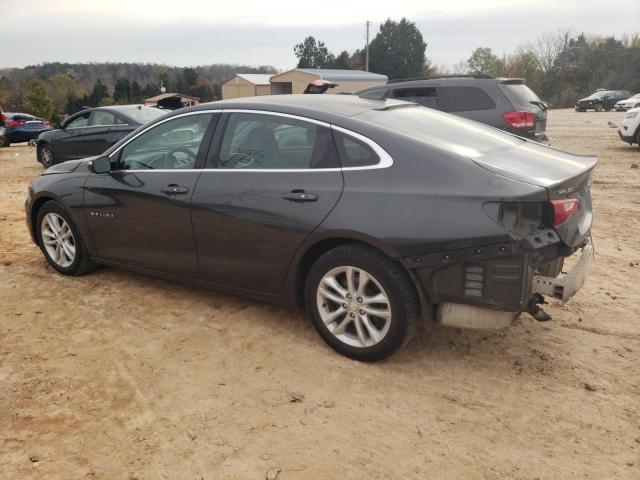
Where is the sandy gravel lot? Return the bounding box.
[1,109,639,480]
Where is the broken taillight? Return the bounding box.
[550,199,579,226]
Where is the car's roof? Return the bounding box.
[6,112,37,117]
[188,94,410,120]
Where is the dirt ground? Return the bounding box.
[0,109,639,480]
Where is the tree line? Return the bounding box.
[294,20,640,107]
[0,62,276,122]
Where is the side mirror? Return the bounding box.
[89,155,111,174]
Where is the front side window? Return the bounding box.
[116,113,213,170]
[392,87,439,109]
[65,111,91,129]
[216,113,339,169]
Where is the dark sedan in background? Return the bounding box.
[0,112,52,147]
[25,95,596,361]
[36,105,166,167]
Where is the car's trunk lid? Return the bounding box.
[472,142,598,249]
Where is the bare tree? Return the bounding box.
[529,30,572,72]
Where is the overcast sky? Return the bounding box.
[1,0,638,71]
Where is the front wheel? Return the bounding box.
[36,201,95,275]
[38,144,55,167]
[305,244,419,362]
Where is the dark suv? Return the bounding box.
[355,75,549,143]
[575,89,631,112]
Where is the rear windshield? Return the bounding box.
[355,105,522,157]
[500,83,541,106]
[120,106,167,125]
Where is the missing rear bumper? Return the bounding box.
[532,238,593,303]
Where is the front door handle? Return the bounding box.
[282,190,318,203]
[161,184,189,195]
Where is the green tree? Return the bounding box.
[113,78,131,103]
[467,47,506,75]
[369,18,428,79]
[293,36,335,68]
[130,81,143,103]
[332,51,351,69]
[88,79,109,106]
[25,80,54,120]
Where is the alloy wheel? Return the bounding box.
[40,147,54,167]
[316,266,392,348]
[41,213,76,268]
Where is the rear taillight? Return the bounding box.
[503,111,535,129]
[8,120,25,127]
[550,199,579,226]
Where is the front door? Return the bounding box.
[84,112,217,276]
[191,111,344,293]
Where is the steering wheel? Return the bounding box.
[166,146,197,168]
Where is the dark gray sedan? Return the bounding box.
[36,105,166,167]
[25,95,596,361]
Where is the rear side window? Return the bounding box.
[333,131,379,168]
[499,83,541,106]
[441,86,496,112]
[391,87,439,109]
[216,113,340,170]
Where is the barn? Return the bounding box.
[221,74,273,100]
[221,69,388,99]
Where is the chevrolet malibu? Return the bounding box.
[25,95,596,361]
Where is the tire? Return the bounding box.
[35,201,95,276]
[305,243,419,362]
[38,144,55,168]
[595,103,604,112]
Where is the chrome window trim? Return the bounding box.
[107,108,394,172]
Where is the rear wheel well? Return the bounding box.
[294,238,422,311]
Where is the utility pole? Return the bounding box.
[365,20,371,71]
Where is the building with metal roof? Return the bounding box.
[222,69,388,99]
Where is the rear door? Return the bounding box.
[191,111,344,293]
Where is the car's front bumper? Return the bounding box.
[532,237,593,303]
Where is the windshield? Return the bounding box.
[587,91,608,99]
[121,106,167,125]
[355,105,522,158]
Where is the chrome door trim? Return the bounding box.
[107,108,394,172]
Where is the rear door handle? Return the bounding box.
[161,184,189,195]
[282,190,318,203]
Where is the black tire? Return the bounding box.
[38,144,55,167]
[305,243,419,362]
[595,103,604,112]
[35,201,95,276]
[0,137,9,147]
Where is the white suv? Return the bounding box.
[618,107,640,146]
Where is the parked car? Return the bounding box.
[25,95,596,361]
[618,107,640,146]
[614,93,640,111]
[36,105,166,167]
[0,107,5,147]
[355,75,549,143]
[0,112,52,147]
[575,89,631,112]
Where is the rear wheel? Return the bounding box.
[305,244,419,362]
[36,201,95,276]
[38,144,55,167]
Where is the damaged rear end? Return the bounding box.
[410,141,597,329]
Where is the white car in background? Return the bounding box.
[614,93,640,112]
[618,107,640,146]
